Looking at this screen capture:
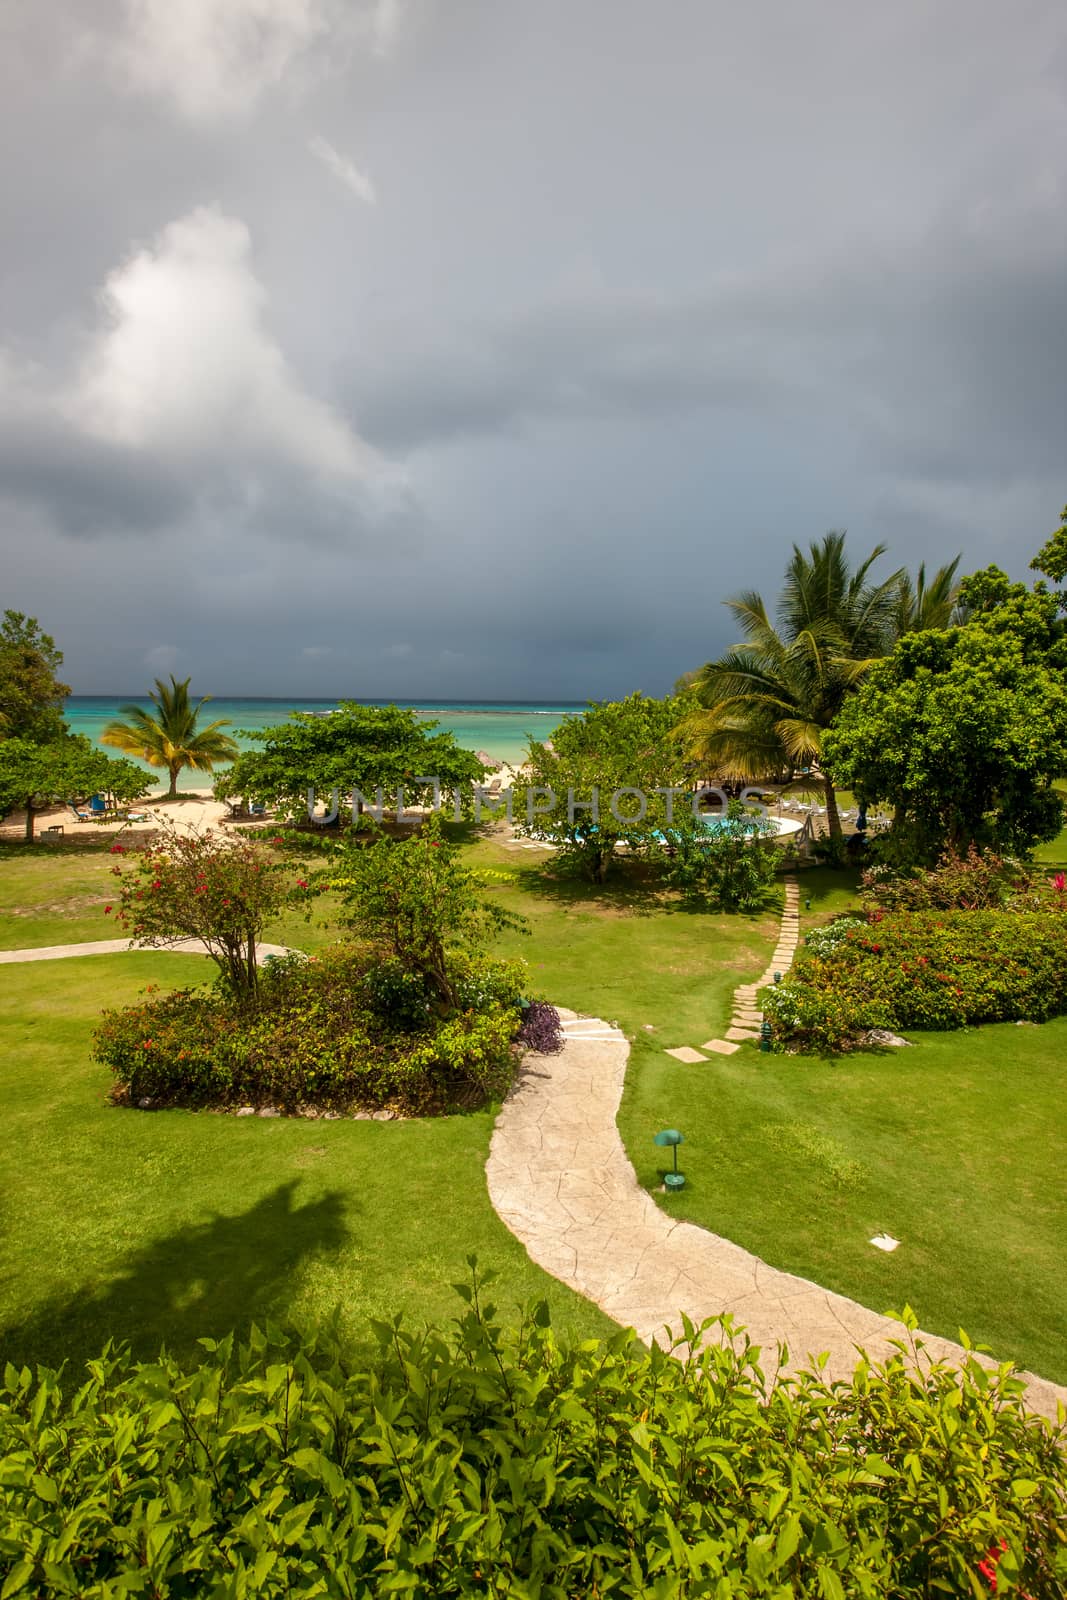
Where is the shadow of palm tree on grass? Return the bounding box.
[0,1180,351,1373]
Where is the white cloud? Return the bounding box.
[113,0,419,121]
[74,206,381,484]
[118,0,325,121]
[308,135,377,204]
[302,644,332,657]
[382,641,412,658]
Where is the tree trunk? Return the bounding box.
[168,766,180,799]
[24,798,35,843]
[823,776,842,841]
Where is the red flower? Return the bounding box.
[272,836,284,846]
[296,878,308,889]
[152,879,162,889]
[110,844,126,855]
[104,905,112,915]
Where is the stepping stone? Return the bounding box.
[734,1013,762,1027]
[700,1038,740,1055]
[725,1026,760,1041]
[665,1046,708,1063]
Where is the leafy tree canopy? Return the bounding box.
[102,677,238,799]
[511,692,697,882]
[0,610,70,745]
[321,812,527,1007]
[214,702,486,820]
[0,734,150,840]
[1031,502,1067,608]
[108,824,298,1002]
[823,571,1067,863]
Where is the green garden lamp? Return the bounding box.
[654,1128,685,1191]
[760,1020,773,1053]
[773,971,782,984]
[805,896,811,911]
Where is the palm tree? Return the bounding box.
[890,557,962,636]
[102,677,238,799]
[681,534,947,840]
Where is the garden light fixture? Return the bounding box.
[654,1128,685,1191]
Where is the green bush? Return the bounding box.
[92,945,528,1114]
[860,845,1033,913]
[1,1275,1064,1597]
[765,909,1067,1053]
[658,804,779,912]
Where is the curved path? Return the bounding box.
[0,939,292,964]
[5,940,1063,1419]
[487,1017,1067,1424]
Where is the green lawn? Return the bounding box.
[620,1011,1067,1386]
[0,955,612,1372]
[2,826,1066,1389]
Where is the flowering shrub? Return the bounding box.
[861,845,1031,913]
[93,945,530,1113]
[107,821,301,1002]
[1,1283,1065,1598]
[765,909,1067,1052]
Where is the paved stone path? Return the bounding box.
[0,940,292,965]
[486,1007,1067,1422]
[664,877,800,1061]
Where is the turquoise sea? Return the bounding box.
[65,697,584,793]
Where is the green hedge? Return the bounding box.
[764,909,1067,1053]
[92,945,527,1114]
[1,1275,1065,1597]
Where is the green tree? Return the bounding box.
[109,824,296,1002]
[511,693,696,882]
[0,735,149,841]
[823,575,1067,863]
[891,557,962,635]
[681,534,959,841]
[215,702,485,822]
[326,813,527,1006]
[102,677,238,799]
[0,611,70,743]
[1031,502,1067,609]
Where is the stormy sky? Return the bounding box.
[1,0,1065,699]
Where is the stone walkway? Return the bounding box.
[486,1007,1067,1423]
[664,877,800,1061]
[0,940,292,965]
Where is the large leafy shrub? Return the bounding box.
[0,1276,1064,1597]
[324,813,528,1006]
[107,824,300,1002]
[658,804,779,911]
[765,909,1067,1053]
[93,945,528,1113]
[861,845,1034,914]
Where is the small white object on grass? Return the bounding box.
[869,1233,900,1252]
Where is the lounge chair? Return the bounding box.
[68,803,91,822]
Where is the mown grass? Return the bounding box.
[619,1019,1067,1385]
[0,954,613,1372]
[3,820,1066,1387]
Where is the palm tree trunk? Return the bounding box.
[168,764,179,799]
[823,776,842,841]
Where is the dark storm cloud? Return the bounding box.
[1,0,1066,696]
